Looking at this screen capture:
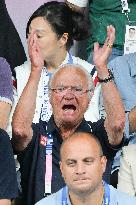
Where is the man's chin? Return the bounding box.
[61,119,77,127]
[70,185,92,196]
[55,113,82,129]
[61,113,76,121]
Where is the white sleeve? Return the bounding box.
[67,0,88,7]
[118,146,136,196]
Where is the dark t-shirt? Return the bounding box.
[17,116,123,205]
[0,129,18,199]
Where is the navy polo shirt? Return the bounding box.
[0,129,18,200]
[17,116,123,205]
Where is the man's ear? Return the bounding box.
[101,156,107,173]
[59,161,62,173]
[59,33,68,47]
[60,161,65,180]
[60,161,65,177]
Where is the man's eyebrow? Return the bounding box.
[65,159,77,162]
[83,156,102,161]
[83,157,94,160]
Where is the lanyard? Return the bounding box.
[68,53,73,64]
[62,186,68,205]
[44,133,53,195]
[103,181,110,205]
[44,53,73,195]
[61,182,110,205]
[120,0,131,23]
[121,0,130,12]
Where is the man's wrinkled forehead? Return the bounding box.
[51,65,87,85]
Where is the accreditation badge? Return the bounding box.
[124,25,136,54]
[121,0,130,13]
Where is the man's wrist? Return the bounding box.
[98,69,114,83]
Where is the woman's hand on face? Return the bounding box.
[28,31,44,72]
[93,25,115,71]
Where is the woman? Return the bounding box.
[13,1,100,127]
[118,144,136,196]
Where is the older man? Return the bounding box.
[12,26,125,205]
[12,64,125,205]
[36,131,136,205]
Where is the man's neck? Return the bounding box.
[69,185,104,205]
[56,121,82,139]
[60,128,76,140]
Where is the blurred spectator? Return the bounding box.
[100,52,136,122]
[118,144,136,196]
[65,0,136,62]
[107,53,136,187]
[0,129,18,205]
[117,105,136,193]
[0,57,13,130]
[109,52,136,115]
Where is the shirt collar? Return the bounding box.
[66,187,72,205]
[46,115,59,134]
[46,116,92,135]
[76,118,93,133]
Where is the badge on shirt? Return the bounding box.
[40,135,47,146]
[124,25,136,54]
[121,0,130,13]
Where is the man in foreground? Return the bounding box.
[36,131,136,205]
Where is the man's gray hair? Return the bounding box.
[48,63,95,99]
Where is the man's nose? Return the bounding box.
[75,162,86,174]
[64,88,75,98]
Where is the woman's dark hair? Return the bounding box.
[26,1,90,50]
